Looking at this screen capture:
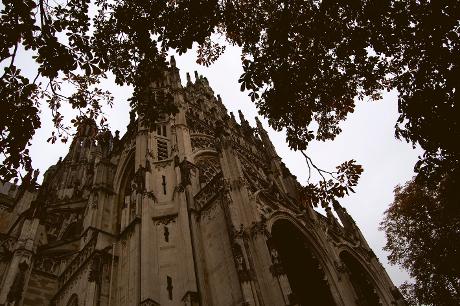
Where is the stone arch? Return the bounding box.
[66,294,78,306]
[113,149,135,194]
[113,150,135,232]
[267,214,341,306]
[339,250,383,306]
[190,149,218,162]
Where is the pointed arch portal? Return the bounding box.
[271,220,336,306]
[340,251,382,306]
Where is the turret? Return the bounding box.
[70,118,98,163]
[170,55,176,68]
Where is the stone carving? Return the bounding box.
[34,256,61,276]
[232,243,252,282]
[153,214,177,225]
[334,260,347,280]
[0,240,13,262]
[7,261,29,304]
[250,219,268,237]
[230,224,246,241]
[186,113,214,135]
[191,134,215,152]
[88,253,103,283]
[140,299,160,306]
[179,158,195,188]
[134,165,148,194]
[269,261,285,277]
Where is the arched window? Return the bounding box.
[271,220,336,306]
[117,156,135,233]
[340,251,382,306]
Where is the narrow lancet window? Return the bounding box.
[167,276,173,300]
[162,175,167,194]
[164,226,169,242]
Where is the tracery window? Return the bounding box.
[195,157,220,187]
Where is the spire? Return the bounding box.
[238,110,246,124]
[194,70,199,81]
[186,72,192,84]
[170,55,176,68]
[230,112,236,122]
[255,116,264,131]
[255,116,278,159]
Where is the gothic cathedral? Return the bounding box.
[0,58,405,306]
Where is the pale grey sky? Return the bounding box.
[17,42,421,286]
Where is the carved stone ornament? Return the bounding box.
[250,219,268,237]
[153,214,177,225]
[134,165,148,194]
[179,158,194,187]
[140,299,160,306]
[0,241,13,262]
[88,254,103,283]
[191,134,215,152]
[334,260,347,281]
[7,261,29,304]
[232,243,252,283]
[269,262,285,277]
[230,224,246,241]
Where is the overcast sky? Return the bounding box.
[16,41,422,286]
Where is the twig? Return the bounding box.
[0,42,19,81]
[33,71,40,84]
[301,150,339,182]
[9,43,18,69]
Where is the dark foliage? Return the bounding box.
[1,1,458,214]
[381,173,460,305]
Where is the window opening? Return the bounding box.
[167,276,173,300]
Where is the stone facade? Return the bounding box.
[0,58,405,306]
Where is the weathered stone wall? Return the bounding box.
[198,199,241,306]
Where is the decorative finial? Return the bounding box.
[255,116,264,130]
[238,110,246,123]
[170,55,176,67]
[186,72,191,84]
[194,71,199,81]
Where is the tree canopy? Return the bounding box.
[381,173,460,305]
[1,1,458,204]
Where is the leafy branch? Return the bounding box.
[300,150,363,208]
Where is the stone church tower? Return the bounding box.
[0,58,405,306]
